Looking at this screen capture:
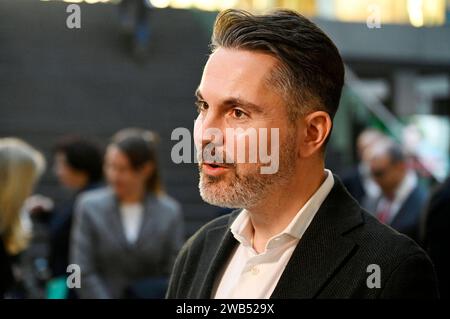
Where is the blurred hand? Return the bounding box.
[24,194,54,215]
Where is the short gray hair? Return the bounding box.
[211,9,345,122]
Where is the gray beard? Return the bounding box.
[198,138,296,209]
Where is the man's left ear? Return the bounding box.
[299,111,332,158]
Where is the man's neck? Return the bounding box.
[246,165,327,253]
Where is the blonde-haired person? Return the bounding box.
[0,138,45,298]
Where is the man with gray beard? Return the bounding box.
[198,125,296,209]
[167,9,438,299]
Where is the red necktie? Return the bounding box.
[377,201,392,224]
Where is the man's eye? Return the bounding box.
[195,101,208,113]
[232,108,246,119]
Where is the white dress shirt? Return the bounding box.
[212,169,335,299]
[119,203,144,244]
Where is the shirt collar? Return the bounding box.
[393,170,417,205]
[230,169,335,246]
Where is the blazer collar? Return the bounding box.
[197,215,239,298]
[271,177,363,298]
[135,194,159,247]
[197,176,364,299]
[110,192,159,250]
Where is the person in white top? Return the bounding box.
[119,202,144,244]
[106,129,158,246]
[71,128,184,299]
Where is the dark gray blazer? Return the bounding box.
[70,187,184,299]
[366,184,428,243]
[167,177,438,299]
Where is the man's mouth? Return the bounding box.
[206,163,223,168]
[201,162,232,176]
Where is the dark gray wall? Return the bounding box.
[0,0,218,236]
[315,18,450,72]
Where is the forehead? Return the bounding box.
[199,48,280,103]
[106,145,123,159]
[371,154,391,167]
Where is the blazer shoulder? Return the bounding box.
[151,194,184,224]
[356,209,429,262]
[364,206,439,298]
[156,194,182,213]
[75,187,114,214]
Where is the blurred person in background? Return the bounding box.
[118,0,152,58]
[342,128,385,208]
[71,128,184,299]
[25,136,104,298]
[422,176,450,298]
[367,141,427,242]
[0,138,45,298]
[45,136,103,298]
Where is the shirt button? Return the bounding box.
[251,266,260,275]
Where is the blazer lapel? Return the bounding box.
[109,196,131,250]
[389,186,419,229]
[271,177,363,298]
[196,213,239,298]
[193,177,364,299]
[135,194,158,247]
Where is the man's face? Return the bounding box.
[54,152,84,190]
[370,154,405,198]
[194,48,297,208]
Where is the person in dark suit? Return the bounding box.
[0,138,45,298]
[341,129,384,207]
[49,136,104,284]
[71,128,184,299]
[422,177,450,298]
[26,136,104,299]
[366,142,428,242]
[118,0,152,58]
[166,9,438,299]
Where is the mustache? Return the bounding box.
[196,149,236,166]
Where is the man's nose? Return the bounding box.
[197,112,225,149]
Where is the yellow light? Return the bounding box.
[408,0,424,27]
[171,0,194,9]
[150,0,171,8]
[423,0,446,25]
[193,0,217,11]
[217,0,238,10]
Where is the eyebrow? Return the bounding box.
[195,89,264,114]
